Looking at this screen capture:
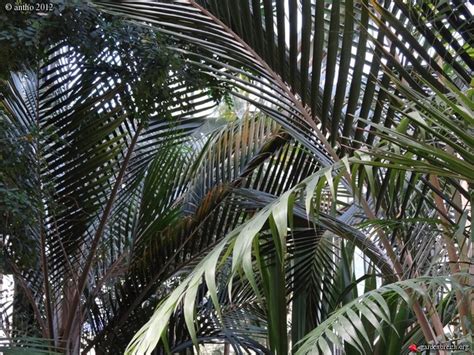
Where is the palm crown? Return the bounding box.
[0,0,472,354]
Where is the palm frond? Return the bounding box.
[296,275,470,354]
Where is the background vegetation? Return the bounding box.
[0,0,472,354]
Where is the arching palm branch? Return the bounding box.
[1,0,472,354]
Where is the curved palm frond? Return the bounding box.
[2,0,471,353]
[296,275,471,354]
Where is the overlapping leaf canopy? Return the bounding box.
[1,0,472,354]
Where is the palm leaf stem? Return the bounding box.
[62,124,144,349]
[429,175,470,335]
[34,59,56,347]
[6,259,48,338]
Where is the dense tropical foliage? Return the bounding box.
[0,0,472,354]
